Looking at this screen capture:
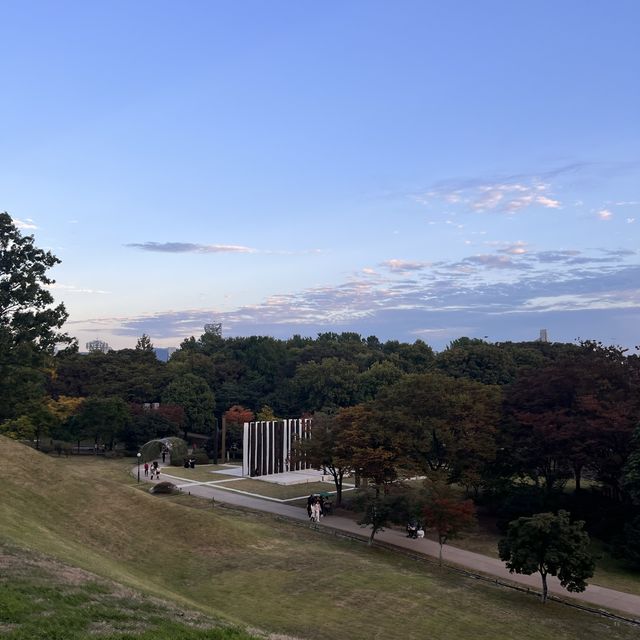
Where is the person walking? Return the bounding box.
[144,462,149,477]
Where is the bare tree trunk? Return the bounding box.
[541,572,548,603]
[220,415,227,462]
[334,471,343,506]
[573,464,582,492]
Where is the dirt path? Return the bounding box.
[139,465,640,619]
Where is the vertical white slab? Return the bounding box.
[283,419,289,471]
[266,420,271,475]
[252,422,257,476]
[242,421,249,476]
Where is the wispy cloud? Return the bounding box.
[14,218,37,230]
[73,242,639,352]
[536,196,561,209]
[497,241,529,255]
[126,242,256,254]
[381,259,431,273]
[597,209,613,221]
[463,254,527,270]
[48,283,111,294]
[416,166,579,214]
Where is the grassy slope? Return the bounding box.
[0,543,256,640]
[0,437,638,640]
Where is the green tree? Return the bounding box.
[74,397,131,450]
[375,373,501,489]
[422,484,477,564]
[123,405,180,451]
[290,357,361,413]
[255,404,276,421]
[340,404,402,494]
[51,348,168,403]
[162,373,215,439]
[0,415,36,440]
[621,425,640,505]
[358,495,392,546]
[0,212,71,351]
[382,339,435,373]
[436,337,517,385]
[135,333,154,353]
[612,516,640,570]
[498,510,595,603]
[359,360,404,401]
[292,411,354,506]
[0,213,72,426]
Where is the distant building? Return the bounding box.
[153,347,177,362]
[86,339,111,353]
[538,329,549,343]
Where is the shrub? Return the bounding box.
[611,515,640,570]
[190,450,210,465]
[52,440,73,456]
[38,442,54,454]
[150,481,178,494]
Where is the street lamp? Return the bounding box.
[137,452,141,483]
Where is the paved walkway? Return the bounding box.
[137,463,640,620]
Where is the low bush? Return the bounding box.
[150,481,178,494]
[190,450,211,465]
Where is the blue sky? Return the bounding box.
[2,1,639,351]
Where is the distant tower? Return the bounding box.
[86,339,111,353]
[204,322,222,337]
[538,329,549,343]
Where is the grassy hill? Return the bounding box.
[0,437,638,640]
[0,542,256,640]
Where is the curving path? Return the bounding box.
[136,463,640,620]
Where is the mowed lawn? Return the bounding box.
[1,438,638,640]
[160,467,352,500]
[160,465,241,483]
[214,478,346,500]
[0,542,256,640]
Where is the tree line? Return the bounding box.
[2,211,640,583]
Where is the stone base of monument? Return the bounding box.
[256,468,330,485]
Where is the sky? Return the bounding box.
[1,1,639,352]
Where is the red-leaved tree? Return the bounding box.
[423,487,476,564]
[223,405,255,458]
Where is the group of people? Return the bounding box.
[307,494,331,522]
[406,521,425,539]
[183,458,197,469]
[143,460,161,480]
